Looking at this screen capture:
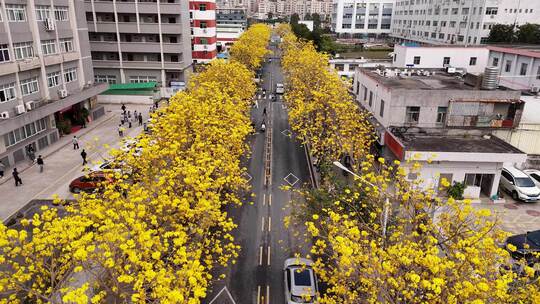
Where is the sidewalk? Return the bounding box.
[0,103,150,221]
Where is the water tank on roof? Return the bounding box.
[482,66,499,90]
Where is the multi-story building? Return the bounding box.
[353,66,527,199]
[0,0,107,168]
[190,0,218,63]
[85,0,193,86]
[484,46,540,157]
[216,7,247,51]
[253,0,333,19]
[331,0,394,38]
[216,0,248,8]
[391,0,540,45]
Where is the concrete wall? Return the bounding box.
[407,160,503,198]
[394,45,489,74]
[97,94,154,105]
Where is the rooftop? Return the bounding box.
[402,135,524,154]
[360,67,508,91]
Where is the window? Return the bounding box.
[335,64,344,71]
[20,77,39,96]
[537,66,540,80]
[7,5,26,22]
[54,6,69,21]
[13,42,34,60]
[64,67,77,83]
[200,37,208,45]
[94,75,117,84]
[47,71,61,87]
[0,44,10,62]
[436,107,447,124]
[35,5,51,21]
[469,57,477,66]
[520,63,528,76]
[41,40,57,55]
[485,7,498,15]
[492,57,499,66]
[4,118,47,147]
[362,85,367,101]
[406,106,420,124]
[368,91,373,107]
[0,83,16,103]
[380,99,385,117]
[413,56,421,64]
[59,38,73,53]
[199,4,206,11]
[129,76,156,83]
[443,57,450,66]
[501,170,513,182]
[200,21,207,28]
[505,60,512,72]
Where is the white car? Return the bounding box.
[284,258,319,304]
[523,169,540,188]
[276,83,285,94]
[500,166,540,202]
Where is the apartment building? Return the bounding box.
[353,66,526,198]
[190,0,218,63]
[216,7,247,51]
[85,0,192,86]
[253,0,333,19]
[0,0,107,168]
[216,0,248,8]
[331,0,394,38]
[391,0,540,45]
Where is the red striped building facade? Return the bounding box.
[190,0,218,63]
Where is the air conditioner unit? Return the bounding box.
[0,111,9,119]
[531,86,540,93]
[58,89,68,98]
[15,105,26,115]
[44,18,55,31]
[447,67,456,73]
[25,101,35,111]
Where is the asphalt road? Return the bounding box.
[206,37,312,304]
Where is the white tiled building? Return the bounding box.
[391,0,540,45]
[331,0,394,38]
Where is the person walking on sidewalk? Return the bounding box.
[80,149,88,166]
[0,161,5,178]
[72,136,80,150]
[121,103,126,113]
[36,155,44,173]
[12,168,22,186]
[27,146,36,163]
[138,113,143,126]
[118,125,124,137]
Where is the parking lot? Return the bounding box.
[474,197,540,234]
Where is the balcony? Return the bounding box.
[0,62,19,76]
[120,42,160,53]
[17,57,41,72]
[446,99,524,129]
[90,41,119,52]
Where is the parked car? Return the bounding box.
[505,230,540,263]
[276,83,285,94]
[500,166,540,202]
[69,171,113,193]
[284,258,319,304]
[523,169,540,188]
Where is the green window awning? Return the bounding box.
[103,82,158,95]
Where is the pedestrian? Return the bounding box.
[36,155,44,173]
[118,124,124,136]
[154,100,159,109]
[128,110,131,120]
[121,103,126,113]
[138,113,143,126]
[263,107,267,116]
[0,160,5,178]
[72,136,80,150]
[80,149,88,166]
[12,168,22,186]
[27,146,35,163]
[82,117,87,128]
[133,110,138,121]
[128,121,132,128]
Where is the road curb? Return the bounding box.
[0,113,116,186]
[303,137,319,189]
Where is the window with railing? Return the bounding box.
[7,5,26,22]
[47,71,61,87]
[13,42,34,60]
[41,39,57,55]
[0,44,10,62]
[20,77,39,96]
[35,5,51,21]
[64,68,77,83]
[0,83,16,103]
[4,118,48,147]
[60,38,74,52]
[54,6,69,21]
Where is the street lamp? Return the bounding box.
[332,161,391,239]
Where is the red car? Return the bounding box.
[69,172,113,193]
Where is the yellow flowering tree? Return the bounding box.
[230,24,272,71]
[0,26,269,303]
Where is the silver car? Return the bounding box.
[284,258,319,304]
